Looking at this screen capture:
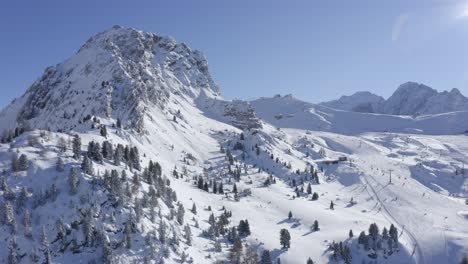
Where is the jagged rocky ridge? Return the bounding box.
[320,81,468,115]
[0,26,260,134]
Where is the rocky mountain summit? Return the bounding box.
[321,81,468,116]
[1,26,221,133]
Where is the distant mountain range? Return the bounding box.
[320,81,468,116]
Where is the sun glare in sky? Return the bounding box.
[457,2,468,18]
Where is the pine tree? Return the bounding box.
[184,224,192,246]
[2,181,14,201]
[219,182,224,194]
[177,203,185,225]
[56,157,65,172]
[330,201,334,210]
[3,201,14,226]
[90,142,103,162]
[389,224,398,247]
[288,211,293,219]
[68,167,79,194]
[238,219,251,237]
[44,249,52,264]
[114,144,124,166]
[342,245,352,264]
[102,141,113,159]
[243,244,259,264]
[191,203,197,215]
[57,137,67,153]
[102,235,112,264]
[358,231,369,249]
[124,221,132,249]
[23,209,31,237]
[349,229,354,238]
[50,183,58,202]
[280,229,291,249]
[16,186,29,208]
[29,247,39,263]
[260,250,273,264]
[81,156,94,175]
[306,257,314,264]
[18,154,29,171]
[382,227,389,240]
[72,135,81,159]
[180,251,188,263]
[7,237,18,264]
[56,218,65,243]
[158,220,167,244]
[461,255,468,264]
[312,220,319,231]
[100,126,107,138]
[227,226,239,243]
[312,192,319,200]
[369,223,379,240]
[170,228,179,247]
[229,239,243,264]
[83,215,94,246]
[197,176,204,189]
[40,225,49,250]
[132,172,140,193]
[11,154,19,173]
[130,147,141,171]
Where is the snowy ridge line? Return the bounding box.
[320,81,468,116]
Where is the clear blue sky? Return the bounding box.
[2,0,468,108]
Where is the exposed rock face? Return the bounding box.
[320,82,468,116]
[3,26,220,132]
[382,82,438,115]
[222,100,262,130]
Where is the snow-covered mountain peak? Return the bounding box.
[320,91,385,113]
[0,26,220,133]
[79,26,213,79]
[383,82,437,115]
[448,87,462,95]
[321,81,468,116]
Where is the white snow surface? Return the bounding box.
[0,27,466,264]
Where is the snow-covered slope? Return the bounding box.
[252,95,468,135]
[0,26,467,264]
[320,82,468,116]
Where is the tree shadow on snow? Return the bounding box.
[270,248,287,261]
